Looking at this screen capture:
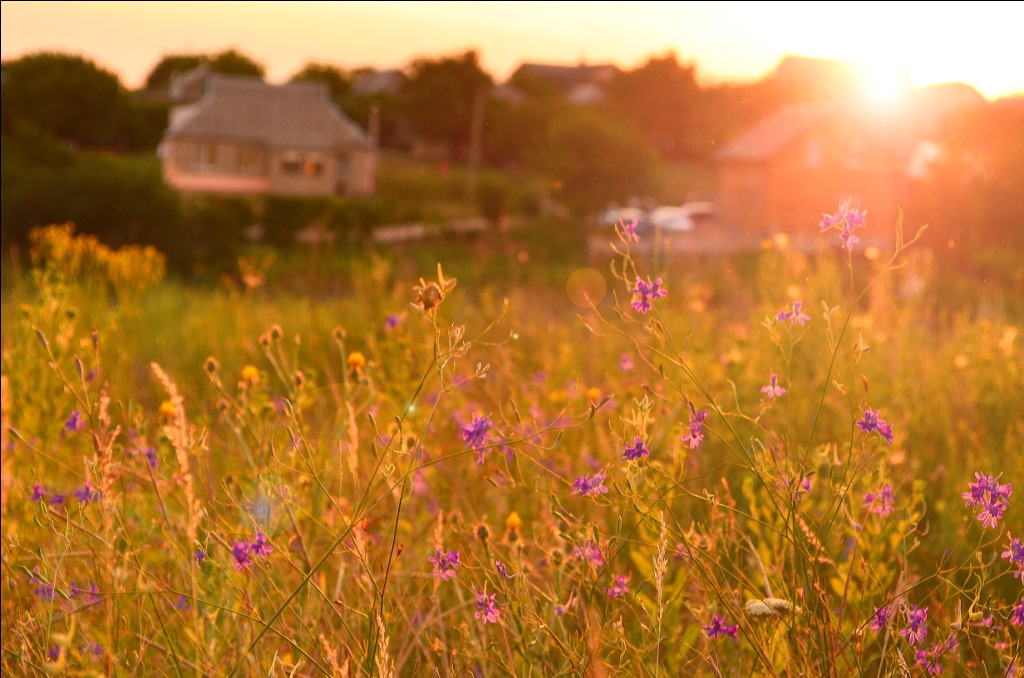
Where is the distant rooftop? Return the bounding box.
[715,103,833,162]
[166,75,371,151]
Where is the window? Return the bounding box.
[303,153,324,177]
[280,151,303,175]
[200,144,218,169]
[236,146,263,173]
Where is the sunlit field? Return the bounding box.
[1,206,1022,676]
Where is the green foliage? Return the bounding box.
[290,62,352,102]
[402,50,493,158]
[0,213,1022,675]
[143,54,206,90]
[0,52,149,150]
[531,108,661,214]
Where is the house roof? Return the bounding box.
[166,75,372,151]
[715,103,834,162]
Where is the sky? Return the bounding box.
[2,1,1023,100]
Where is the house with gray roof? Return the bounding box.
[161,75,375,197]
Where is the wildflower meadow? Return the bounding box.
[1,206,1022,676]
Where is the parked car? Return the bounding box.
[649,202,717,233]
[596,205,647,228]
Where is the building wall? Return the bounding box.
[718,117,905,239]
[164,139,376,197]
[266,149,337,196]
[766,120,902,235]
[717,164,767,233]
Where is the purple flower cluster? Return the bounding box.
[899,604,928,646]
[681,409,707,449]
[620,218,640,243]
[30,482,97,506]
[868,603,890,632]
[70,581,101,605]
[572,471,609,498]
[914,632,959,675]
[606,574,630,599]
[428,548,461,581]
[1012,596,1024,627]
[776,300,811,326]
[475,590,500,624]
[702,614,739,640]
[819,200,867,251]
[1002,532,1024,579]
[462,413,494,464]
[622,436,649,461]
[630,276,667,314]
[573,540,604,566]
[760,371,786,399]
[64,410,86,434]
[232,531,273,572]
[856,407,894,446]
[962,472,1012,529]
[864,483,895,516]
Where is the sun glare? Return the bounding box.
[858,63,910,107]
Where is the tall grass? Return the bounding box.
[1,210,1021,676]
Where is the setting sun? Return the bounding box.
[2,1,1022,99]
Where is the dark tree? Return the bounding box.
[531,109,660,214]
[402,51,493,159]
[208,49,265,78]
[291,63,351,103]
[143,54,206,89]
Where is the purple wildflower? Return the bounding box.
[619,353,635,372]
[49,494,66,508]
[232,541,253,571]
[495,560,513,578]
[681,409,708,449]
[856,407,894,445]
[777,300,811,326]
[172,594,189,610]
[30,482,46,502]
[606,574,630,599]
[385,313,403,331]
[428,549,460,581]
[48,645,60,661]
[760,371,786,399]
[573,540,604,566]
[70,582,100,605]
[914,633,959,675]
[630,276,667,314]
[462,413,494,464]
[250,531,273,558]
[868,604,890,632]
[475,590,500,624]
[620,218,640,242]
[962,472,1012,529]
[193,548,206,565]
[703,614,739,640]
[1012,597,1024,627]
[144,447,159,469]
[1002,533,1024,578]
[572,471,609,498]
[819,200,867,251]
[74,483,99,504]
[64,410,85,433]
[31,569,56,602]
[864,483,895,516]
[623,436,649,461]
[899,604,928,646]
